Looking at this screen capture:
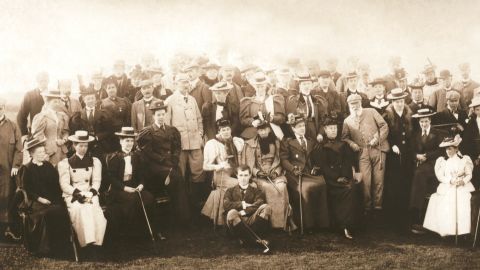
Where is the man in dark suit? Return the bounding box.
[433,91,468,136]
[409,108,446,234]
[280,115,329,231]
[104,127,154,239]
[17,71,49,138]
[224,164,271,251]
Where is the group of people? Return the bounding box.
[1,55,480,257]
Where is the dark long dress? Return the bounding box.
[21,161,70,255]
[317,139,359,229]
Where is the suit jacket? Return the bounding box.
[280,136,317,173]
[59,97,82,117]
[131,97,160,132]
[105,151,145,191]
[341,108,389,152]
[224,185,266,216]
[17,88,45,136]
[411,128,446,166]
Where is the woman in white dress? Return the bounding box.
[423,135,475,237]
[201,119,244,226]
[58,130,107,249]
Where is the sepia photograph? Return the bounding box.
[1,0,480,269]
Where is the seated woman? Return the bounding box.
[201,119,244,226]
[21,137,70,256]
[424,135,475,237]
[58,130,107,251]
[105,127,154,238]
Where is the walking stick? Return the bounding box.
[455,184,458,245]
[240,219,270,253]
[473,207,480,248]
[298,172,304,235]
[266,176,281,194]
[136,190,156,244]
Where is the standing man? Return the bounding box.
[17,71,49,139]
[0,97,23,240]
[131,77,160,133]
[341,94,389,217]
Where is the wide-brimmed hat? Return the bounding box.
[115,127,138,137]
[439,135,462,148]
[286,113,305,126]
[41,89,62,99]
[149,100,168,111]
[387,88,408,100]
[24,137,47,151]
[469,96,480,108]
[210,81,233,91]
[68,130,95,143]
[346,94,362,104]
[412,108,436,118]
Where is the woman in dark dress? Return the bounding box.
[20,137,70,256]
[316,114,359,239]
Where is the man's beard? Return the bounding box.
[258,133,275,155]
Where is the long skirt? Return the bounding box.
[66,196,107,247]
[424,187,471,236]
[326,179,359,229]
[255,176,294,230]
[201,169,237,226]
[24,202,70,255]
[286,173,329,229]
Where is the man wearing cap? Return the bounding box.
[17,71,49,140]
[137,100,190,224]
[383,88,415,229]
[58,79,82,118]
[165,73,205,206]
[286,71,328,141]
[104,127,155,238]
[106,60,134,100]
[0,97,23,240]
[341,94,389,217]
[422,64,442,103]
[183,62,212,111]
[201,62,220,86]
[79,70,107,108]
[461,97,480,188]
[131,75,161,133]
[280,114,329,231]
[31,90,70,166]
[433,90,468,136]
[339,72,370,115]
[58,130,107,249]
[368,78,390,117]
[202,81,240,139]
[429,69,466,112]
[240,118,293,230]
[409,108,446,233]
[312,70,342,118]
[456,62,480,106]
[240,71,285,140]
[101,77,132,135]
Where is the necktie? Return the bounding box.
[299,136,307,151]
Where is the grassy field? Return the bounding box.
[1,222,479,270]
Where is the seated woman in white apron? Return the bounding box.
[424,135,475,237]
[58,130,107,248]
[202,119,244,226]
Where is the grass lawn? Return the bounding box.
[1,222,479,270]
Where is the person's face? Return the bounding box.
[213,90,227,103]
[254,83,268,95]
[348,101,362,113]
[440,76,452,88]
[347,77,357,90]
[206,69,218,80]
[292,122,306,136]
[48,98,63,111]
[419,117,431,130]
[36,74,49,90]
[446,146,457,158]
[373,84,385,97]
[318,76,331,89]
[74,142,89,156]
[412,89,423,102]
[153,109,166,124]
[106,83,117,97]
[120,137,135,153]
[113,64,125,77]
[324,124,338,139]
[237,169,251,187]
[175,80,190,95]
[218,126,232,140]
[425,71,436,83]
[257,127,270,138]
[221,69,234,81]
[299,81,313,95]
[31,146,46,162]
[392,99,405,112]
[460,68,470,80]
[141,85,154,98]
[474,106,480,117]
[83,94,96,108]
[447,98,459,111]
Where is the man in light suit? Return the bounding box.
[131,76,160,133]
[341,94,389,216]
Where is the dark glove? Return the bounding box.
[256,171,268,178]
[90,188,98,196]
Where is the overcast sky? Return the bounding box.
[1,0,479,99]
